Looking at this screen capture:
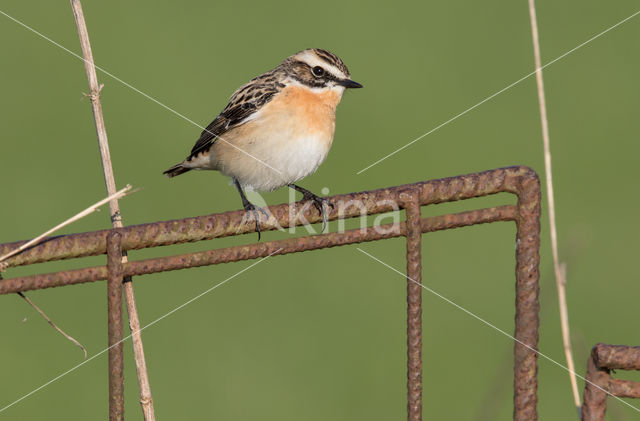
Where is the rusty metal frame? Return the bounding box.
[0,165,541,421]
[106,231,124,421]
[582,343,640,420]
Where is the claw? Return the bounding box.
[320,201,330,233]
[301,192,332,233]
[234,178,270,241]
[288,184,333,233]
[242,203,269,241]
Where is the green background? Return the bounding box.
[1,1,639,419]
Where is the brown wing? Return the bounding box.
[187,81,282,159]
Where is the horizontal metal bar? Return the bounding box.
[608,379,640,398]
[0,205,516,294]
[592,343,640,370]
[0,166,534,269]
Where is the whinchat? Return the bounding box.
[164,48,362,237]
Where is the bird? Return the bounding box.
[164,48,362,238]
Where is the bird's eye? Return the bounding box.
[312,66,325,77]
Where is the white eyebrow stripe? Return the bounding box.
[297,51,347,79]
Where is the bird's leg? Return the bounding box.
[234,179,267,240]
[288,184,333,233]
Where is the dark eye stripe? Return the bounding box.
[294,61,330,77]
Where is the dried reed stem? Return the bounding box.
[18,291,88,359]
[527,0,581,415]
[0,186,131,362]
[0,185,131,266]
[69,1,155,419]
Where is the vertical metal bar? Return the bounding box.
[404,196,422,421]
[581,348,609,421]
[107,231,124,421]
[513,174,541,421]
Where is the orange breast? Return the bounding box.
[265,84,342,136]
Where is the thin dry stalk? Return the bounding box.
[18,291,88,359]
[69,1,155,419]
[0,187,131,361]
[527,0,581,415]
[0,185,132,267]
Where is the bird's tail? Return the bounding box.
[163,162,192,178]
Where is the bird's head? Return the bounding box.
[281,48,363,91]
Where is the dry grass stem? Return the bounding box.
[528,0,581,415]
[70,0,156,418]
[0,185,132,267]
[0,186,131,365]
[17,292,87,359]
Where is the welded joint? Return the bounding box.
[581,343,640,421]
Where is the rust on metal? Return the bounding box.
[404,196,423,421]
[608,379,640,398]
[0,206,516,294]
[0,166,542,420]
[107,231,124,421]
[0,166,533,268]
[513,165,541,421]
[582,343,640,421]
[592,343,640,370]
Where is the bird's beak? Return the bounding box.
[338,79,363,89]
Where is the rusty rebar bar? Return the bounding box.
[582,349,610,421]
[107,231,124,421]
[404,196,423,421]
[513,168,541,421]
[0,206,516,295]
[608,379,640,399]
[592,343,640,370]
[582,343,640,420]
[0,166,534,269]
[0,166,542,419]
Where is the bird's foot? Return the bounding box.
[242,203,269,241]
[300,191,333,233]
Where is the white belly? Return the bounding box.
[228,130,331,192]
